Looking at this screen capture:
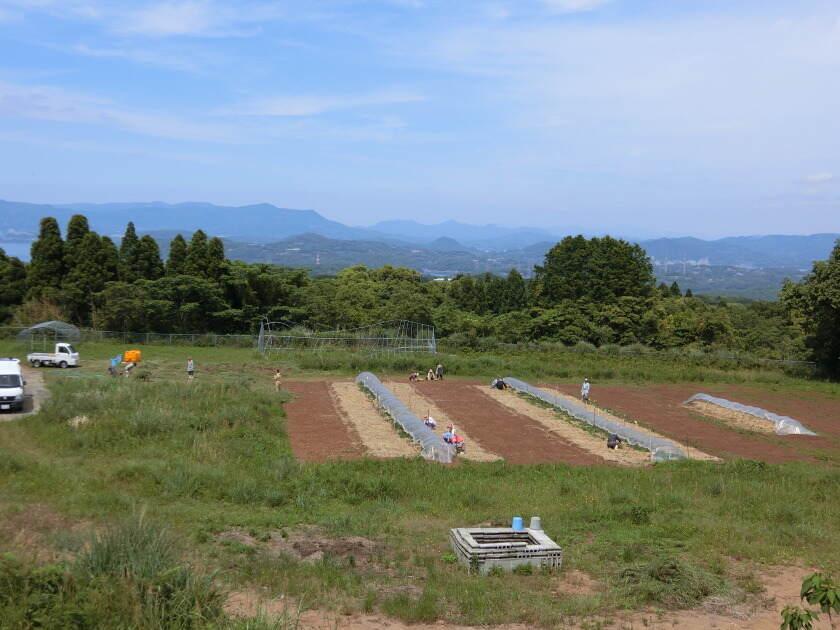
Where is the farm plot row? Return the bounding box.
[283,379,838,465]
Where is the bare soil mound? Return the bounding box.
[410,381,603,465]
[283,381,364,462]
[331,382,418,459]
[386,381,500,462]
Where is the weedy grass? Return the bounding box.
[2,338,838,392]
[0,344,838,627]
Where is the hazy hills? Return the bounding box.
[2,198,838,299]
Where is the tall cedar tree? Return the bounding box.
[27,217,65,299]
[781,239,840,377]
[534,235,654,305]
[64,214,90,275]
[136,235,165,280]
[206,237,226,282]
[64,232,120,323]
[0,248,27,320]
[119,222,141,282]
[167,234,188,275]
[100,237,120,280]
[184,230,209,277]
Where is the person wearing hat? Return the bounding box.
[581,377,591,403]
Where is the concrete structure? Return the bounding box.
[449,521,563,575]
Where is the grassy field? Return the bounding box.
[0,340,838,628]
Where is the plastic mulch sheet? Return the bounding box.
[356,372,455,463]
[685,393,817,436]
[503,377,687,461]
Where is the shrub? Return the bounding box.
[619,556,724,608]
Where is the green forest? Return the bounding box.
[2,215,839,375]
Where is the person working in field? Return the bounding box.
[581,377,591,402]
[409,371,419,382]
[607,433,622,450]
[424,411,437,429]
[187,357,195,381]
[273,369,283,392]
[427,368,436,381]
[435,363,444,380]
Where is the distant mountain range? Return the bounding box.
[2,198,837,299]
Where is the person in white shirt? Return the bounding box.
[581,378,591,402]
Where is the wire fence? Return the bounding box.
[0,324,820,371]
[0,326,257,348]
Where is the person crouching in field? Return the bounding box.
[581,377,591,403]
[427,368,435,381]
[273,369,283,392]
[424,411,437,429]
[409,371,419,382]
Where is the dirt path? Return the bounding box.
[539,386,718,462]
[283,381,364,462]
[553,384,823,463]
[410,381,603,465]
[227,563,832,629]
[330,383,418,459]
[0,365,47,422]
[686,399,776,435]
[385,381,500,462]
[484,387,650,466]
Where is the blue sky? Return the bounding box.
[1,0,839,237]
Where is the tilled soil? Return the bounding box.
[283,381,364,462]
[386,381,500,462]
[703,385,839,438]
[410,381,603,465]
[484,386,650,466]
[686,399,776,435]
[539,386,718,461]
[552,383,828,463]
[330,382,418,459]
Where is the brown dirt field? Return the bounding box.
[483,386,650,466]
[385,381,500,462]
[330,382,418,459]
[283,381,364,462]
[539,386,718,462]
[687,399,777,435]
[702,385,839,438]
[410,381,603,465]
[553,384,829,463]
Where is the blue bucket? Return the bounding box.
[511,516,524,531]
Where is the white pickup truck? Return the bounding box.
[27,342,80,368]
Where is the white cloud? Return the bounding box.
[120,1,217,36]
[71,43,200,72]
[804,172,835,184]
[541,0,610,14]
[1,0,288,37]
[0,80,237,142]
[232,89,425,117]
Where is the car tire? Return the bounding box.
[31,359,41,368]
[59,361,68,369]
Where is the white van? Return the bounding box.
[0,358,25,412]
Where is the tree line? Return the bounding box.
[1,214,837,375]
